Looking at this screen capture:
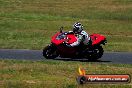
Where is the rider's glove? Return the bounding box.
[68,31,74,34]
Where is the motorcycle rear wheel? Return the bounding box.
[87,45,104,61]
[43,44,59,59]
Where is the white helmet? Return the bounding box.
[73,22,83,33]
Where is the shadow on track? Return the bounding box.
[50,58,111,63]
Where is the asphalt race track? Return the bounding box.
[0,49,132,64]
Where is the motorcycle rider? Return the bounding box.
[68,22,91,47]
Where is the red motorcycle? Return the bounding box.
[43,27,107,61]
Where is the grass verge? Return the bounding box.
[0,59,132,88]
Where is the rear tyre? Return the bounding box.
[43,44,59,59]
[87,46,104,61]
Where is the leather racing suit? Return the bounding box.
[70,31,90,47]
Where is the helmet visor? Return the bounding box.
[73,27,79,33]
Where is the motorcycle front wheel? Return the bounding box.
[43,44,59,59]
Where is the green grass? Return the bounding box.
[0,59,132,88]
[0,0,132,51]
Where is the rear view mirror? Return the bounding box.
[60,26,63,33]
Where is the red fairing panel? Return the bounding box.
[90,34,106,45]
[66,34,77,44]
[51,32,65,45]
[51,32,77,45]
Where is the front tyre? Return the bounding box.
[43,44,59,59]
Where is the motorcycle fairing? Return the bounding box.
[90,34,106,46]
[51,32,77,45]
[51,32,65,45]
